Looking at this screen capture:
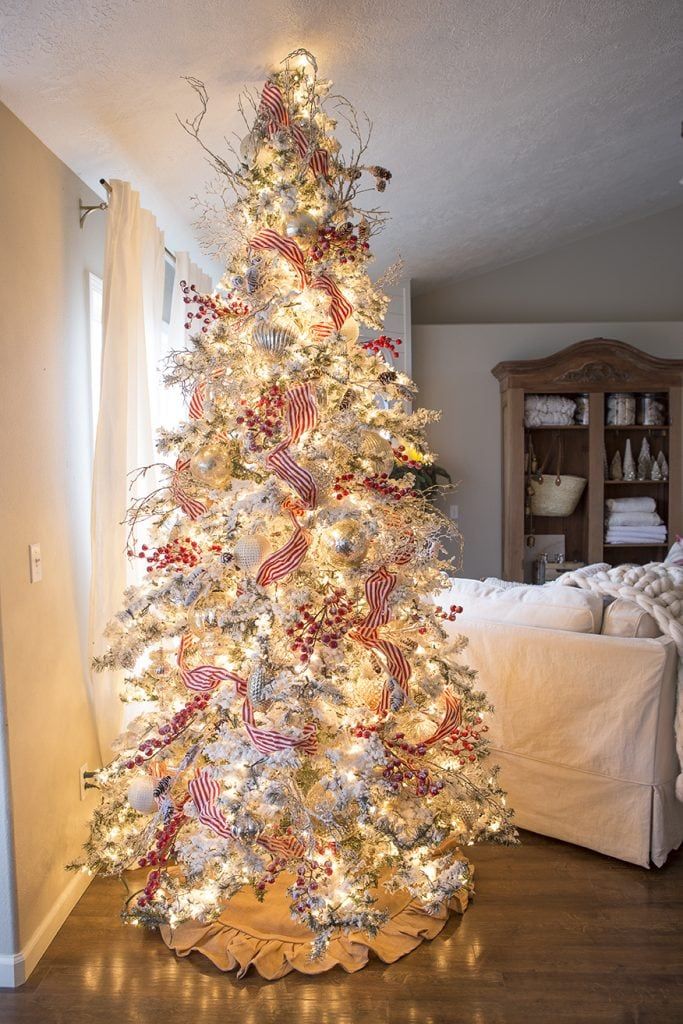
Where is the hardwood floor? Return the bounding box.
[1,831,681,1024]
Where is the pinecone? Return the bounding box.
[339,388,354,410]
[379,370,397,385]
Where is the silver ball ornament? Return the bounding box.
[234,534,271,572]
[321,517,370,566]
[252,322,296,357]
[284,212,318,242]
[127,776,158,815]
[190,443,232,489]
[233,814,261,841]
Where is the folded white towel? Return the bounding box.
[605,497,656,513]
[605,512,663,527]
[605,529,667,543]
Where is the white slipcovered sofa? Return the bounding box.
[440,579,683,867]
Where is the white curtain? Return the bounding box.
[89,181,214,759]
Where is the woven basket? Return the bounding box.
[529,474,586,517]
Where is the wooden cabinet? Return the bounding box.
[492,339,683,582]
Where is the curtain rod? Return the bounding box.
[79,178,176,264]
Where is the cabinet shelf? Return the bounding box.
[603,542,668,548]
[604,480,668,486]
[493,338,683,582]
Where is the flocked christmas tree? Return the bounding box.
[77,50,516,967]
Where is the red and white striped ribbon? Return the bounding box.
[258,80,330,180]
[188,769,234,839]
[259,81,289,126]
[177,633,246,694]
[257,832,307,859]
[251,228,308,290]
[422,690,462,747]
[255,501,311,586]
[264,383,319,507]
[170,458,207,521]
[189,380,206,420]
[242,698,318,756]
[349,567,412,714]
[266,442,318,509]
[310,274,354,330]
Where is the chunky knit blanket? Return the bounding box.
[556,563,683,800]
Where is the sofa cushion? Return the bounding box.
[441,578,603,633]
[601,598,662,639]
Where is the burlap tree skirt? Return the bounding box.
[160,865,471,979]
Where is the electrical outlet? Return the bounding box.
[29,544,42,583]
[79,763,89,801]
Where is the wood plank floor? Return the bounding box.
[1,831,681,1024]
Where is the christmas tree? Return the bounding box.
[78,50,515,970]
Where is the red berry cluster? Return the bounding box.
[309,223,370,263]
[181,281,249,333]
[393,444,421,469]
[129,538,221,573]
[445,719,487,765]
[291,860,331,914]
[286,590,355,663]
[351,721,378,740]
[123,695,210,770]
[436,604,463,622]
[256,855,288,892]
[362,335,402,359]
[382,734,446,798]
[363,474,417,501]
[137,808,186,879]
[136,868,162,907]
[236,385,285,450]
[333,473,355,500]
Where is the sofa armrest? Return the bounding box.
[453,618,678,785]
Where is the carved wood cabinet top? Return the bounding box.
[492,338,683,391]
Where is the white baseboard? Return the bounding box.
[0,870,92,987]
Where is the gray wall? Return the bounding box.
[413,205,683,324]
[0,103,103,977]
[412,323,683,581]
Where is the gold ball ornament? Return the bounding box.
[284,212,318,242]
[234,534,271,572]
[190,444,232,490]
[252,322,296,358]
[127,776,157,815]
[300,458,336,501]
[360,431,395,475]
[320,517,370,566]
[339,318,360,344]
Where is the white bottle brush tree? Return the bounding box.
[77,50,515,955]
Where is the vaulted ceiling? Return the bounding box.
[1,0,681,289]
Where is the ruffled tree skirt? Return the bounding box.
[160,866,472,979]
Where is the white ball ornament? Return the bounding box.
[190,444,232,490]
[127,776,158,815]
[239,132,260,165]
[234,534,271,572]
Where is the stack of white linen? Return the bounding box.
[524,394,576,426]
[604,496,667,545]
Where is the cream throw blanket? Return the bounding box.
[555,563,683,800]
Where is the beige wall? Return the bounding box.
[412,323,683,581]
[413,205,683,324]
[0,103,103,974]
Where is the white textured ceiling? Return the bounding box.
[1,1,681,289]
